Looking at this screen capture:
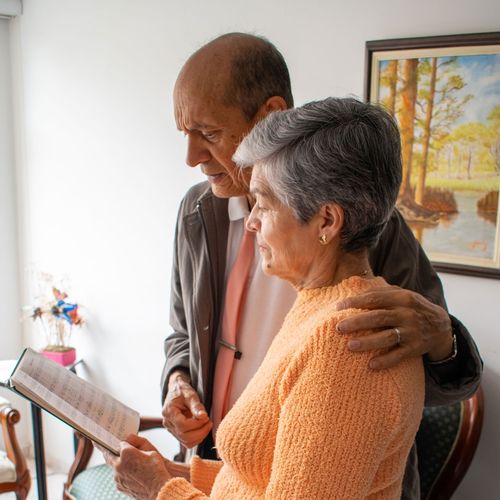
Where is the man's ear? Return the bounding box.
[253,96,288,122]
[318,203,344,241]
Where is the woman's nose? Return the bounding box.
[246,208,260,232]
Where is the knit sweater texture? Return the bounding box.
[158,276,425,499]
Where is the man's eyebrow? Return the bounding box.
[177,121,219,132]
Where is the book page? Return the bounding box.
[10,348,139,454]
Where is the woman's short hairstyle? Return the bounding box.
[234,97,402,252]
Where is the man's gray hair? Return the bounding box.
[234,97,402,252]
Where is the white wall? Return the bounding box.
[5,0,500,495]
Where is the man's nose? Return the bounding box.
[186,134,211,168]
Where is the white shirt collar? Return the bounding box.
[228,196,250,222]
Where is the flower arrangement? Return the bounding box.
[25,272,84,365]
[31,287,83,349]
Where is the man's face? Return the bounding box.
[174,81,257,198]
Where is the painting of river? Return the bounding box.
[410,191,498,263]
[367,33,500,276]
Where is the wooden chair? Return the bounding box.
[0,396,31,500]
[64,417,163,500]
[416,386,484,499]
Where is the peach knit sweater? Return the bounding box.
[158,276,424,499]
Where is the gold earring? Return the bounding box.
[319,234,328,245]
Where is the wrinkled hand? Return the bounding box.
[335,285,453,370]
[162,370,212,448]
[105,435,171,500]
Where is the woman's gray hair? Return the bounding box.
[233,97,402,252]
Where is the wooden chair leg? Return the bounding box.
[63,431,95,499]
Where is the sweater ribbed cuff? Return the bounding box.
[157,477,205,499]
[190,455,223,495]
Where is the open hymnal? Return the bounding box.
[1,348,140,455]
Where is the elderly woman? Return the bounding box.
[109,97,424,499]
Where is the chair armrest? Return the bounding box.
[0,404,31,494]
[138,416,163,431]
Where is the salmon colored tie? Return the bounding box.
[212,226,255,436]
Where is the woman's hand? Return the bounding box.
[105,435,172,500]
[334,285,453,369]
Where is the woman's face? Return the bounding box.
[246,167,321,286]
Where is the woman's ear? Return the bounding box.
[318,203,344,242]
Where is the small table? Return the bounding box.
[1,357,83,500]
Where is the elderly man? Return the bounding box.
[113,33,481,499]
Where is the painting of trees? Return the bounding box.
[486,105,500,173]
[399,59,419,201]
[380,60,398,116]
[378,55,478,219]
[367,34,500,276]
[415,57,437,205]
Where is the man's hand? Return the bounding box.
[162,370,212,448]
[105,435,171,500]
[334,285,454,370]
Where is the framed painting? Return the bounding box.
[365,32,500,279]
